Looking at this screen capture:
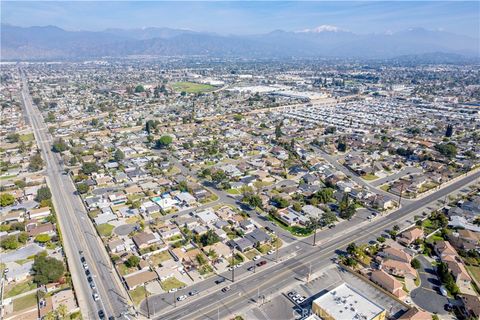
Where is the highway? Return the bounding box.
[146,169,479,320]
[20,70,131,320]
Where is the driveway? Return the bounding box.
[2,243,43,263]
[410,255,449,314]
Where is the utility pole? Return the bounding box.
[231,246,235,282]
[312,219,318,246]
[174,291,176,308]
[398,182,404,206]
[306,263,312,285]
[275,237,279,263]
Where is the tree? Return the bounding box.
[35,234,51,243]
[445,124,454,138]
[29,153,44,171]
[275,122,283,139]
[52,139,68,153]
[411,258,421,269]
[134,85,145,93]
[145,120,156,134]
[32,252,65,285]
[1,235,19,249]
[243,194,262,209]
[377,236,386,243]
[200,229,220,247]
[81,162,99,175]
[6,133,20,143]
[156,135,173,149]
[76,183,89,194]
[233,114,243,122]
[435,142,457,158]
[36,186,52,202]
[346,242,358,256]
[312,188,334,203]
[114,149,125,162]
[325,126,336,134]
[196,254,207,266]
[272,196,289,209]
[56,304,68,319]
[0,193,15,207]
[321,210,337,226]
[125,255,140,268]
[211,170,227,184]
[337,139,347,152]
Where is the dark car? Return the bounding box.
[87,276,93,283]
[265,226,274,233]
[108,317,115,320]
[98,310,105,319]
[171,215,178,218]
[189,290,199,296]
[257,260,267,267]
[215,278,226,284]
[80,256,86,263]
[85,269,91,276]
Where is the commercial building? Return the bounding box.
[311,282,386,320]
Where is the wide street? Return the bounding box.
[20,71,132,320]
[143,169,479,320]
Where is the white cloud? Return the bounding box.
[297,25,346,33]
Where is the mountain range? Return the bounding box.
[2,24,479,60]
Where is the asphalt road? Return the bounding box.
[20,71,131,320]
[147,170,479,320]
[410,255,449,314]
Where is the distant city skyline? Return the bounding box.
[2,1,479,38]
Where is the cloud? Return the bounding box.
[297,25,346,33]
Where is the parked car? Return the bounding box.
[98,310,105,320]
[93,292,100,301]
[177,295,187,301]
[189,290,199,296]
[253,255,260,261]
[215,278,226,285]
[257,260,267,267]
[169,288,178,293]
[267,249,275,255]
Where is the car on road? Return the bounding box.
[169,288,178,293]
[215,278,226,284]
[257,260,267,267]
[247,266,255,272]
[177,295,187,301]
[93,292,100,301]
[189,290,199,296]
[222,286,231,293]
[265,226,274,233]
[171,215,178,218]
[267,249,275,255]
[98,310,105,320]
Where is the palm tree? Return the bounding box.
[306,217,321,246]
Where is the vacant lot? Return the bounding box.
[13,293,37,312]
[160,277,186,291]
[172,82,215,93]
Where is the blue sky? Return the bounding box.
[2,1,479,38]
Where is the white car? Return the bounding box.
[93,293,100,301]
[177,295,187,301]
[252,255,260,261]
[83,262,89,270]
[169,288,178,293]
[267,250,275,255]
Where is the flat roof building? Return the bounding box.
[311,282,386,320]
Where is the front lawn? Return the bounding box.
[130,285,149,306]
[149,251,173,266]
[243,249,261,260]
[362,174,379,181]
[160,277,186,291]
[96,223,114,237]
[226,189,241,195]
[258,243,272,254]
[467,266,480,283]
[5,280,36,298]
[267,214,312,237]
[13,293,37,312]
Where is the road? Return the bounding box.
[146,170,479,320]
[410,255,449,314]
[370,167,423,187]
[20,70,131,320]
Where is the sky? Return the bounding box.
[2,1,479,38]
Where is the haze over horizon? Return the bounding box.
[2,1,479,39]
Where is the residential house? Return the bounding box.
[370,270,407,299]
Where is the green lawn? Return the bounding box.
[467,266,480,283]
[13,293,37,312]
[243,249,261,260]
[117,263,137,276]
[160,277,186,291]
[130,285,148,306]
[226,188,241,195]
[96,223,114,237]
[362,174,379,181]
[19,133,34,142]
[258,243,272,254]
[149,251,173,266]
[5,280,36,298]
[172,82,215,93]
[267,214,312,237]
[380,184,390,192]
